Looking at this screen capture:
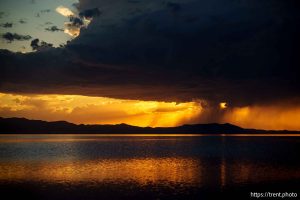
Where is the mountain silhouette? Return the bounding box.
[0,117,298,134]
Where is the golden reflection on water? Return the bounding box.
[1,158,299,187]
[0,135,300,189]
[0,158,202,186]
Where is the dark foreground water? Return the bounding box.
[0,134,299,200]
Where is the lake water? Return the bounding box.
[0,134,299,199]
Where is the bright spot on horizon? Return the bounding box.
[219,102,227,109]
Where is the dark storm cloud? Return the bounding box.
[45,26,63,32]
[127,0,140,4]
[0,23,13,28]
[69,16,84,26]
[2,32,31,42]
[165,2,181,13]
[0,0,300,106]
[79,8,101,19]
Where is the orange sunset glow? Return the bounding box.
[222,105,300,131]
[1,92,300,130]
[0,92,202,127]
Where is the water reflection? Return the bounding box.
[0,134,299,195]
[0,158,299,188]
[0,158,201,186]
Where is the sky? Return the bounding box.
[0,0,79,52]
[0,0,300,130]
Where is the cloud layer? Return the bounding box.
[0,0,300,108]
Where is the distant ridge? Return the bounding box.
[0,117,299,134]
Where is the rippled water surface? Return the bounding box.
[0,134,299,199]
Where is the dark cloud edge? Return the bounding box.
[0,0,300,107]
